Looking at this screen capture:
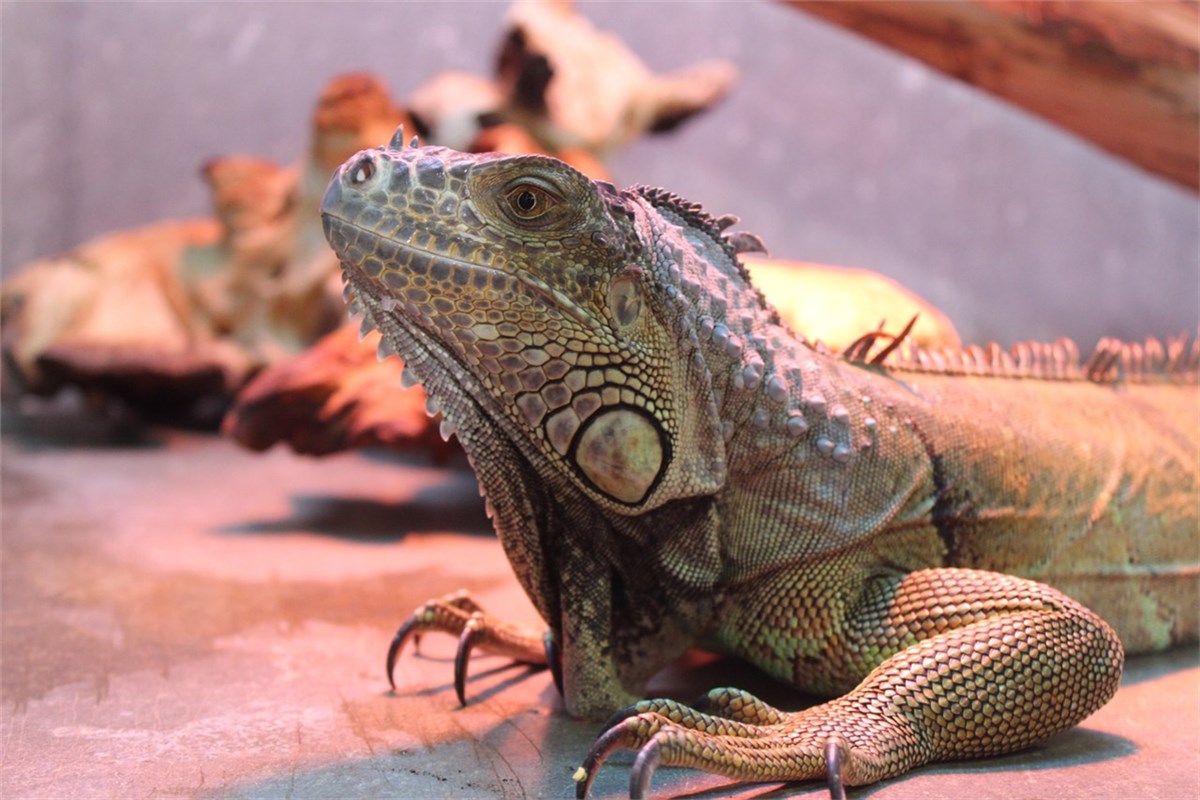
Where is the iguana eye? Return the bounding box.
[504,183,557,220]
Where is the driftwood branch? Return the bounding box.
[787,0,1200,191]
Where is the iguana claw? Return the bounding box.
[575,722,630,799]
[825,739,847,800]
[629,738,662,800]
[385,615,418,690]
[454,620,481,706]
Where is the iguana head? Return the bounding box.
[321,131,726,513]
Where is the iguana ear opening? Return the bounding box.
[606,272,646,331]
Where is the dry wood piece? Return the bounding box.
[224,258,959,456]
[0,219,248,423]
[2,74,411,423]
[223,324,460,461]
[788,0,1200,191]
[497,0,737,154]
[404,0,735,161]
[311,73,415,178]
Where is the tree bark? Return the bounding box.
[787,1,1199,191]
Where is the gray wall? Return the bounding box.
[3,1,1197,350]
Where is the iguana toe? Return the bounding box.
[691,687,787,725]
[577,698,782,799]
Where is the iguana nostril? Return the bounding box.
[349,156,376,186]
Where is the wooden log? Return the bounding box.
[787,0,1199,191]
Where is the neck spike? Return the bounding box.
[388,125,406,150]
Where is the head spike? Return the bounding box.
[409,135,420,149]
[388,125,406,150]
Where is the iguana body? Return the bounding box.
[319,131,1199,796]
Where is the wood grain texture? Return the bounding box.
[788,0,1200,191]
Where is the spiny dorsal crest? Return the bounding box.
[633,186,766,262]
[844,324,1200,385]
[387,124,421,150]
[633,185,782,326]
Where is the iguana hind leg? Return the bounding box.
[577,569,1124,797]
[387,590,551,705]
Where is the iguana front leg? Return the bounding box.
[387,540,647,717]
[576,568,1124,797]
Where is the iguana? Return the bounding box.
[319,128,1199,798]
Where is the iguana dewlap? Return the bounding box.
[320,129,1199,797]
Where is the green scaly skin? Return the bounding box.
[319,131,1199,796]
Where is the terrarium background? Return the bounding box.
[1,6,1197,800]
[2,2,1197,348]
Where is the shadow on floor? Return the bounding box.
[216,484,492,542]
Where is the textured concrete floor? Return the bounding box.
[2,404,1197,799]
